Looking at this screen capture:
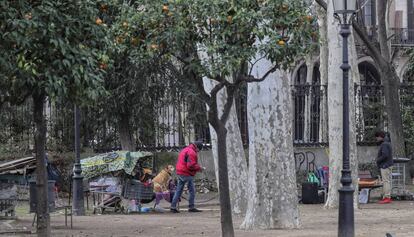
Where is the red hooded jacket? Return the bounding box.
[175,144,201,176]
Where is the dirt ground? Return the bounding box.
[2,190,414,237]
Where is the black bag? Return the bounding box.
[302,182,319,204]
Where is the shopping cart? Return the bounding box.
[123,179,155,212]
[391,157,413,200]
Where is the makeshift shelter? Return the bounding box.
[0,157,35,217]
[0,157,36,184]
[81,151,154,214]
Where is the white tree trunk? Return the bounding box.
[317,4,329,143]
[324,0,342,209]
[304,55,314,142]
[241,60,299,230]
[202,77,248,215]
[324,1,359,209]
[349,30,360,208]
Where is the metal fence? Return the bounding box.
[1,84,414,153]
[355,84,414,148]
[291,83,414,148]
[390,28,414,46]
[354,25,414,47]
[355,84,385,145]
[0,101,34,154]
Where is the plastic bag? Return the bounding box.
[359,188,369,204]
[307,172,320,186]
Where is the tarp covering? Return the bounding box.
[81,151,152,179]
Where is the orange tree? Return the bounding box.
[85,1,178,151]
[132,0,317,236]
[0,1,107,236]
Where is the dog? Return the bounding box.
[152,165,176,211]
[152,165,174,193]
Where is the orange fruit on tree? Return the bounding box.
[281,4,289,13]
[277,40,285,46]
[227,15,233,24]
[95,18,103,25]
[162,5,169,13]
[305,15,313,22]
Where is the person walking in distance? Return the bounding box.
[170,141,205,213]
[375,131,393,204]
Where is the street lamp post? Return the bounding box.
[72,105,85,215]
[332,0,357,237]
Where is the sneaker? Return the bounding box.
[378,197,392,204]
[170,208,180,213]
[188,208,202,212]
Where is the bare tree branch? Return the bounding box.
[193,75,212,105]
[210,80,227,99]
[352,22,383,63]
[377,0,391,62]
[248,55,266,76]
[315,0,327,10]
[237,64,279,83]
[391,47,399,63]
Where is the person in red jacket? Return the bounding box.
[170,141,204,213]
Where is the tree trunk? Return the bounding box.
[381,65,405,157]
[213,123,235,237]
[377,0,406,158]
[118,113,135,151]
[241,62,299,229]
[33,93,50,237]
[316,0,407,177]
[324,1,343,209]
[349,29,361,208]
[324,1,358,209]
[202,77,248,215]
[195,46,236,236]
[317,3,329,143]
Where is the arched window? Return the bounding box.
[310,65,321,142]
[359,61,381,85]
[357,61,383,141]
[293,64,307,142]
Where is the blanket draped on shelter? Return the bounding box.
[81,151,152,179]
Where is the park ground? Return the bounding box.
[1,188,414,237]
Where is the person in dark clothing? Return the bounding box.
[375,131,393,204]
[170,141,204,213]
